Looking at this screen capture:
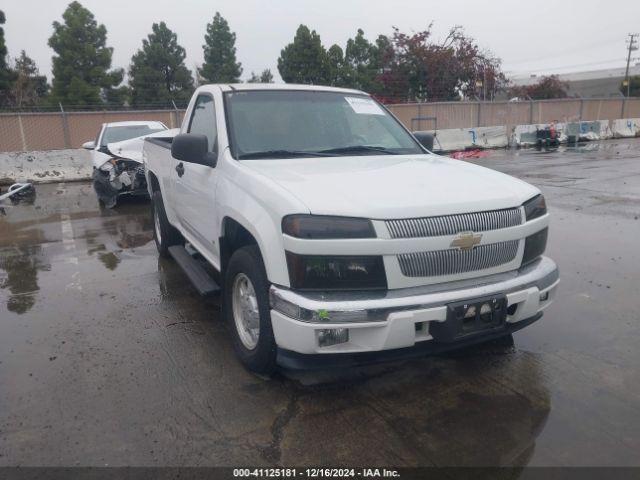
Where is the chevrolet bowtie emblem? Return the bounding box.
[450,232,482,251]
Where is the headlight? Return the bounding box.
[523,194,547,221]
[282,215,375,239]
[522,228,548,266]
[285,252,387,290]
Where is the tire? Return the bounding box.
[151,190,183,258]
[223,245,277,374]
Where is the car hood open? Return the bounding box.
[242,154,540,219]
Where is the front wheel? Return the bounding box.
[223,245,277,374]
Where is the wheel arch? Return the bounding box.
[218,213,288,287]
[220,216,259,275]
[146,170,161,196]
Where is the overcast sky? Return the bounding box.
[3,0,640,83]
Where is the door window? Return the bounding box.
[188,95,218,153]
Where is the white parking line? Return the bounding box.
[58,183,82,292]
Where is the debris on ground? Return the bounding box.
[449,149,490,159]
[0,183,36,203]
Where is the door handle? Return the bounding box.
[175,162,185,177]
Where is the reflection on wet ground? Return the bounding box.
[0,245,50,314]
[1,140,640,467]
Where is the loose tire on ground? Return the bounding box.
[223,245,277,374]
[151,190,183,257]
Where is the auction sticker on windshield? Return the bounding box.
[344,96,385,115]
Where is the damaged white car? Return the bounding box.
[83,121,174,208]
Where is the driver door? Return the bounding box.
[173,93,220,261]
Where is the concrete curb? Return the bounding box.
[511,120,620,147]
[564,120,612,142]
[423,126,508,152]
[511,124,565,147]
[0,149,92,185]
[611,118,640,138]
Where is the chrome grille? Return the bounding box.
[386,208,522,238]
[398,240,519,277]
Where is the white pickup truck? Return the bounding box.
[144,84,559,373]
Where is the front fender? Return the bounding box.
[215,155,314,287]
[216,176,292,287]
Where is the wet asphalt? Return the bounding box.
[0,139,639,467]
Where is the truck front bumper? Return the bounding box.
[269,256,559,369]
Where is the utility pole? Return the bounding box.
[624,33,639,97]
[483,69,487,101]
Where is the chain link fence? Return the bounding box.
[1,98,640,153]
[387,97,640,133]
[0,106,185,153]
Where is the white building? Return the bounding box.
[510,64,640,98]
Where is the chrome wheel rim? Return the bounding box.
[154,207,162,245]
[232,273,260,350]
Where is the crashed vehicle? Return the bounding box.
[83,121,173,208]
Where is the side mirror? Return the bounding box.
[82,141,96,150]
[171,133,217,167]
[413,132,435,152]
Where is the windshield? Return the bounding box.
[224,90,423,159]
[101,125,165,146]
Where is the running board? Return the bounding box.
[168,245,220,297]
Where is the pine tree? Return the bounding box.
[259,69,274,83]
[247,69,274,83]
[0,11,6,71]
[8,51,48,107]
[344,29,380,92]
[48,1,122,106]
[327,44,347,87]
[277,25,329,85]
[129,22,194,107]
[0,10,11,106]
[200,12,242,83]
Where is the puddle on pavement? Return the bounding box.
[0,183,155,314]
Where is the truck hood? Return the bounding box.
[241,154,539,219]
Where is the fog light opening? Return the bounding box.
[507,304,518,316]
[539,291,550,302]
[479,303,493,323]
[317,328,349,348]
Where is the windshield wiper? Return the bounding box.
[237,149,335,159]
[317,145,399,155]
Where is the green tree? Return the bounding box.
[200,12,242,83]
[0,11,6,70]
[326,44,347,87]
[344,29,380,91]
[129,22,194,106]
[509,75,568,100]
[104,85,131,106]
[377,25,506,102]
[7,51,48,107]
[259,69,274,83]
[621,75,640,97]
[278,25,329,85]
[48,1,122,106]
[0,10,11,106]
[247,69,274,83]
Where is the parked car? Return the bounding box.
[83,121,170,208]
[144,84,559,374]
